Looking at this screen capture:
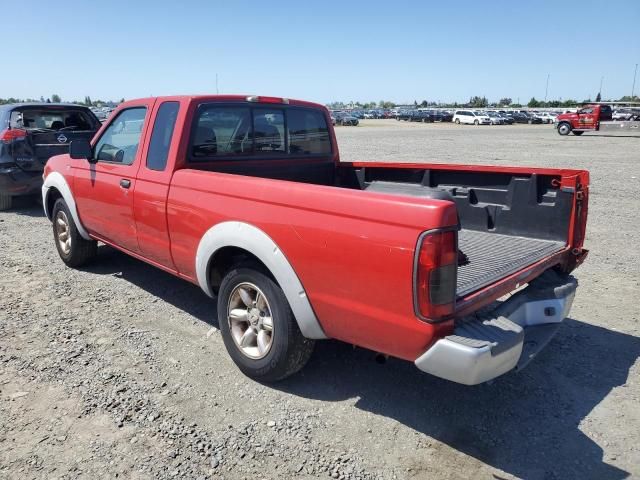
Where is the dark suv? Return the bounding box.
[0,103,100,210]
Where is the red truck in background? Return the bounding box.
[556,102,640,136]
[41,95,589,385]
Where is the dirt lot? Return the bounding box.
[1,121,638,479]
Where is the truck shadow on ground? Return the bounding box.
[278,321,639,480]
[86,246,638,480]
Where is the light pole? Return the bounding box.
[598,76,604,99]
[544,73,550,103]
[633,64,638,99]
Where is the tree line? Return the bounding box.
[0,94,124,106]
[328,95,639,110]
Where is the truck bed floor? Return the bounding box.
[457,230,565,297]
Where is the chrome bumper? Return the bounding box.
[415,271,577,385]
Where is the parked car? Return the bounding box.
[522,112,543,124]
[509,112,538,124]
[453,110,491,125]
[537,112,557,124]
[411,111,433,122]
[484,111,505,125]
[494,112,514,124]
[334,112,359,126]
[440,110,454,122]
[42,94,589,385]
[0,103,100,210]
[612,108,640,121]
[425,110,443,122]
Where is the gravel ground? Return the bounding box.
[1,121,638,479]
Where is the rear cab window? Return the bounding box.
[189,103,331,161]
[147,101,180,171]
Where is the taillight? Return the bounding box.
[0,128,26,143]
[414,230,457,322]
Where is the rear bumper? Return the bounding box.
[0,166,43,196]
[415,270,577,385]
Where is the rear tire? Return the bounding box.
[51,198,97,267]
[217,267,315,382]
[455,119,460,124]
[0,194,12,211]
[557,122,572,136]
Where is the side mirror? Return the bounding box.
[69,139,95,163]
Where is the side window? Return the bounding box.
[253,109,285,154]
[192,106,251,158]
[147,102,179,171]
[287,108,331,155]
[579,108,593,114]
[94,107,146,165]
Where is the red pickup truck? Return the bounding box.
[42,95,589,385]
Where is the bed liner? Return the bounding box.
[457,229,565,297]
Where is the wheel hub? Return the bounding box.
[227,283,274,359]
[55,210,71,255]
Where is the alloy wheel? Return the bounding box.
[227,282,274,359]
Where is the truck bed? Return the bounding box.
[457,230,565,297]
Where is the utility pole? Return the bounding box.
[216,73,219,94]
[598,76,604,97]
[544,73,550,103]
[633,63,638,99]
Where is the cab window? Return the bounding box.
[94,107,147,165]
[147,102,179,171]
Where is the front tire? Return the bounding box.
[557,122,572,136]
[217,267,315,382]
[0,194,12,211]
[51,198,97,267]
[455,119,460,124]
[474,120,479,125]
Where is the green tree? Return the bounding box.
[618,95,639,102]
[51,94,61,103]
[468,96,488,108]
[498,97,512,106]
[595,92,602,102]
[528,97,540,108]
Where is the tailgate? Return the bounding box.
[12,129,96,172]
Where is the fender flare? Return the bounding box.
[195,221,327,340]
[42,171,91,240]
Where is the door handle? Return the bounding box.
[120,179,131,189]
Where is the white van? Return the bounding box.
[453,110,491,125]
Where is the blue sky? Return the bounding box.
[3,1,639,104]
